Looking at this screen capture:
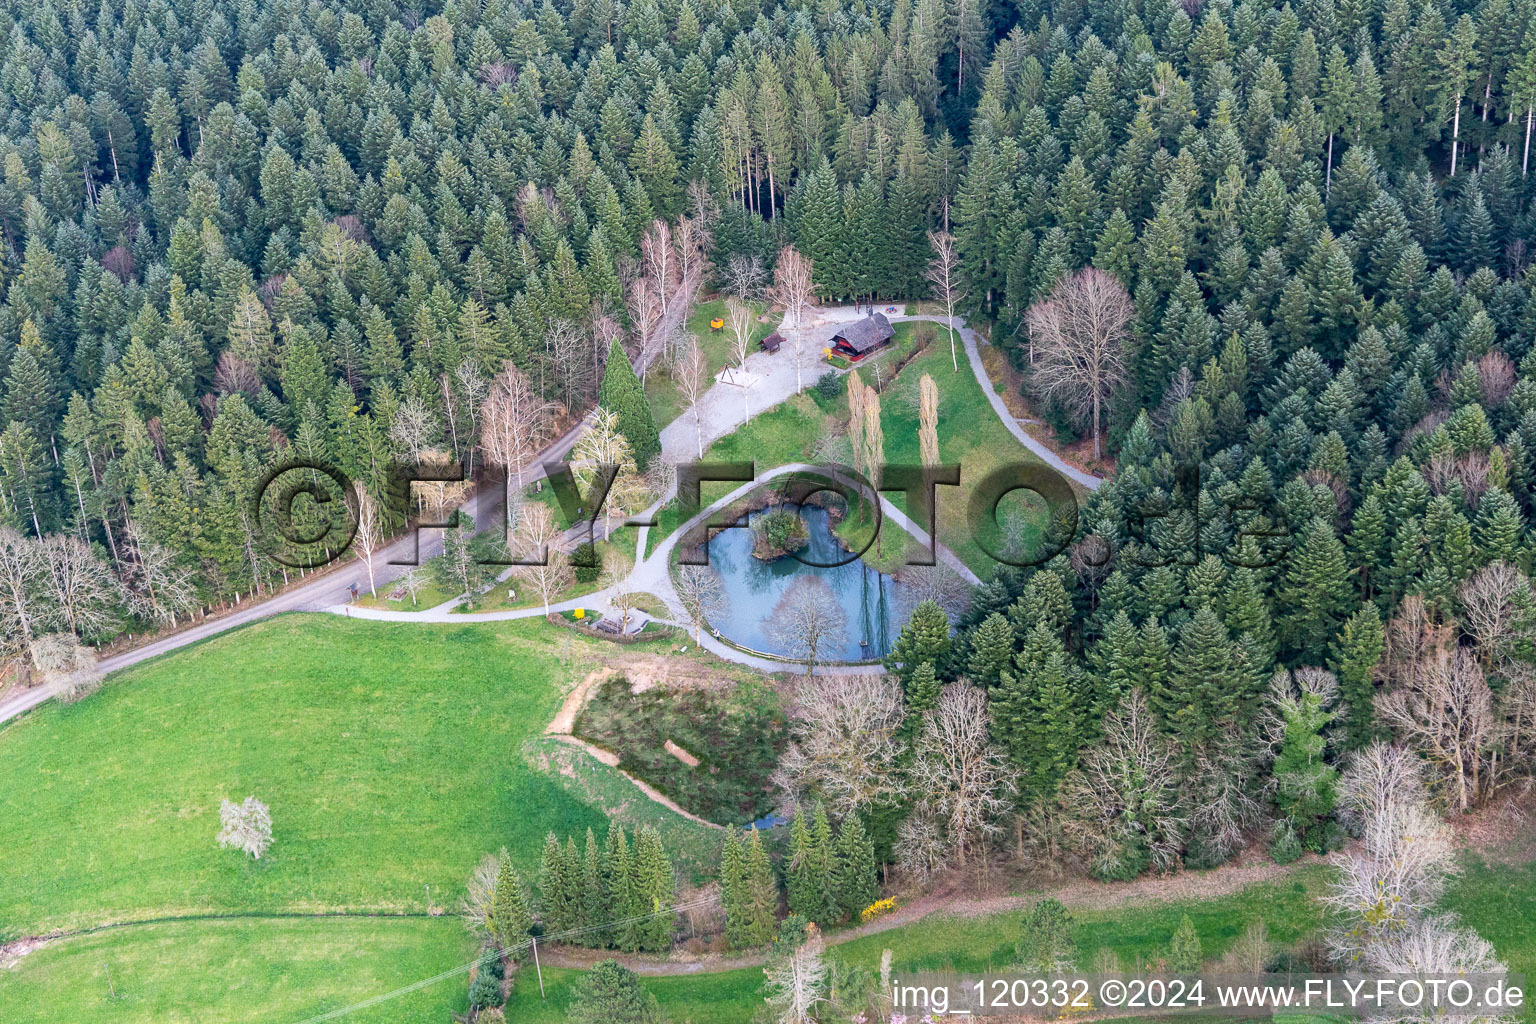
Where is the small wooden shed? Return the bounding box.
[761,332,784,353]
[829,313,894,361]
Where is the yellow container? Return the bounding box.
[709,317,724,330]
[573,608,585,619]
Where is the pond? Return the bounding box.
[702,504,912,662]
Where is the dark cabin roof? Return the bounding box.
[831,313,895,353]
[762,332,784,351]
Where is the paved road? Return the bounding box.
[902,313,1104,492]
[0,312,1104,726]
[0,414,593,730]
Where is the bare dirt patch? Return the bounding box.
[546,667,618,736]
[664,739,702,767]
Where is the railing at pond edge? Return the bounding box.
[703,620,884,668]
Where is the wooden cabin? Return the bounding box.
[829,313,894,361]
[761,332,784,353]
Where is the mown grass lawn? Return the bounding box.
[0,916,476,1024]
[674,322,1056,576]
[0,614,717,938]
[1444,855,1536,1002]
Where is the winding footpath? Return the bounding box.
[0,312,1104,729]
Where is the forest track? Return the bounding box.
[536,850,1325,975]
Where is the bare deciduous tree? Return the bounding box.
[570,408,650,540]
[0,527,46,653]
[924,231,964,371]
[30,632,100,702]
[762,922,827,1024]
[547,319,595,410]
[772,674,904,819]
[605,559,641,633]
[38,533,120,640]
[895,812,951,879]
[462,849,502,937]
[675,563,728,643]
[723,254,766,300]
[772,245,816,394]
[918,373,940,467]
[513,503,573,616]
[1059,689,1185,879]
[726,295,757,425]
[122,535,198,628]
[217,795,273,859]
[353,482,383,597]
[483,362,555,490]
[1326,744,1459,965]
[1337,741,1429,832]
[1457,562,1530,669]
[679,335,710,459]
[626,276,665,383]
[395,566,428,606]
[1364,915,1515,1024]
[388,395,437,465]
[412,448,470,522]
[1024,267,1134,461]
[764,575,847,673]
[904,681,1015,869]
[1376,646,1495,811]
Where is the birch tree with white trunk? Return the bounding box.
[483,362,555,491]
[727,295,757,425]
[679,335,710,458]
[924,230,964,371]
[353,482,383,597]
[772,245,815,394]
[513,502,573,616]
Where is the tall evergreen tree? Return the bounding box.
[598,339,661,470]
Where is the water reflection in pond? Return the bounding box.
[703,505,912,662]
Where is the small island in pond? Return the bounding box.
[751,507,809,560]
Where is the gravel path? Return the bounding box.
[537,851,1322,974]
[0,312,1103,728]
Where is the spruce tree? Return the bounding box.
[809,804,836,922]
[966,612,1016,689]
[571,959,666,1024]
[540,832,577,934]
[605,825,639,951]
[903,661,942,736]
[598,338,660,470]
[1159,607,1237,748]
[632,825,675,953]
[741,827,779,947]
[1331,606,1384,749]
[720,830,749,949]
[786,810,824,922]
[832,814,879,921]
[887,599,952,684]
[582,827,608,942]
[1168,914,1203,971]
[490,851,534,961]
[1276,518,1353,660]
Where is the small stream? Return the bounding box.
[704,506,912,662]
